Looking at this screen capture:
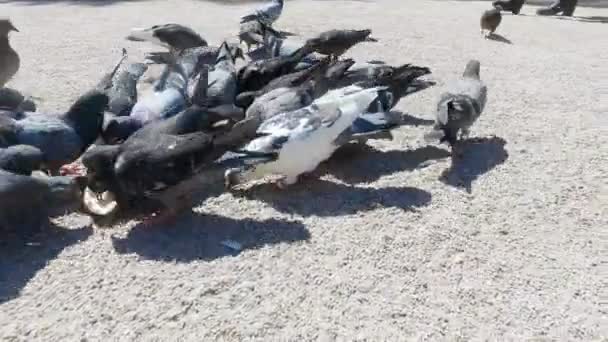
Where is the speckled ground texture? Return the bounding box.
[0,0,606,340]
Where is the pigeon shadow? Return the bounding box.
[487,33,513,44]
[440,136,509,193]
[0,224,93,304]
[322,143,451,184]
[233,179,432,217]
[110,212,309,262]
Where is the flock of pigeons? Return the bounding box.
[0,0,488,238]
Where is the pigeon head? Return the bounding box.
[0,145,44,175]
[81,144,121,194]
[357,29,377,42]
[217,41,245,64]
[463,60,481,80]
[379,64,433,104]
[64,90,109,147]
[0,19,18,36]
[102,115,141,144]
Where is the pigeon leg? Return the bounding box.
[460,128,471,141]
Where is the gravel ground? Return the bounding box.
[0,0,606,340]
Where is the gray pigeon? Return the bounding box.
[0,144,43,175]
[240,0,284,26]
[96,48,148,117]
[481,7,502,38]
[0,19,19,88]
[0,169,86,240]
[424,60,487,147]
[205,42,244,114]
[0,90,109,175]
[239,20,271,53]
[305,29,378,61]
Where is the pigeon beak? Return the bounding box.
[365,36,378,42]
[10,23,18,32]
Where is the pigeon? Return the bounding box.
[143,43,243,69]
[224,86,383,189]
[0,19,19,88]
[242,58,354,123]
[96,48,148,117]
[481,7,503,38]
[205,42,244,114]
[0,144,43,175]
[305,29,378,61]
[0,169,86,240]
[82,104,247,222]
[235,56,333,108]
[237,45,314,93]
[0,87,36,112]
[337,61,434,112]
[239,19,273,53]
[0,90,109,175]
[126,24,208,54]
[424,60,487,148]
[259,28,321,70]
[102,50,197,143]
[241,0,284,27]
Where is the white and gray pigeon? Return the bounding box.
[241,0,284,26]
[424,59,487,147]
[224,86,383,189]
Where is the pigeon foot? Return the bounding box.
[59,162,87,176]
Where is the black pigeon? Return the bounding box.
[0,19,19,88]
[337,61,434,112]
[82,105,249,222]
[0,90,108,175]
[237,45,313,93]
[0,144,43,175]
[235,56,333,109]
[0,170,86,240]
[481,7,502,38]
[0,87,36,112]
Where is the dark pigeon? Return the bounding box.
[0,19,19,88]
[237,45,313,93]
[0,90,108,175]
[305,29,378,61]
[0,170,86,240]
[481,7,502,38]
[0,144,43,175]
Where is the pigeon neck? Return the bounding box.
[0,35,10,50]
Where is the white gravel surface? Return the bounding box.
[0,0,606,340]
